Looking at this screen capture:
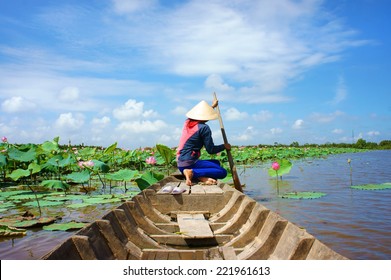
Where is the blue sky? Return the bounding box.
[1,0,390,149]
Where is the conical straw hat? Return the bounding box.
[186,100,218,121]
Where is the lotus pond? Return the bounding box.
[1,138,390,259]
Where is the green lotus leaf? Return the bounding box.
[103,142,117,154]
[351,183,391,190]
[23,200,64,207]
[135,171,164,190]
[92,159,110,173]
[40,139,60,154]
[67,202,94,209]
[1,217,56,228]
[45,155,64,167]
[268,159,293,177]
[28,162,42,174]
[43,222,88,231]
[7,147,36,162]
[83,196,121,204]
[280,191,326,199]
[58,155,75,167]
[41,179,70,191]
[105,169,139,181]
[156,144,175,165]
[0,201,16,210]
[64,170,90,183]
[0,225,27,237]
[0,190,31,198]
[43,196,74,201]
[0,154,7,168]
[6,168,31,181]
[7,193,46,200]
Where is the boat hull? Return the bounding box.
[42,176,347,260]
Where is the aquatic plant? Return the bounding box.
[280,191,327,199]
[156,144,176,175]
[268,159,292,179]
[145,156,157,165]
[351,183,391,190]
[348,158,353,185]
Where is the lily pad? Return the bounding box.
[7,193,47,200]
[0,190,31,198]
[67,202,94,209]
[0,225,27,237]
[43,221,88,231]
[83,197,121,204]
[0,217,56,228]
[0,201,16,210]
[22,200,64,207]
[351,183,391,190]
[280,191,326,199]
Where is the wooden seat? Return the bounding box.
[177,213,213,238]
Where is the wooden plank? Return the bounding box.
[178,182,191,194]
[220,246,237,260]
[190,184,205,194]
[155,251,169,260]
[177,213,213,238]
[204,185,224,194]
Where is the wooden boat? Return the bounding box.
[42,175,347,260]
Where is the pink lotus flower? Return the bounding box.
[272,162,280,171]
[78,160,95,168]
[84,160,94,167]
[1,136,7,143]
[146,156,157,165]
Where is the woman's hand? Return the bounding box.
[211,99,219,108]
[224,143,231,151]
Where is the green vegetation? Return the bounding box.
[280,192,327,199]
[351,183,391,190]
[0,136,388,236]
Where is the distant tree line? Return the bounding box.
[275,139,391,150]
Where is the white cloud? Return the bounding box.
[58,87,80,102]
[292,119,304,129]
[92,116,111,126]
[1,96,37,113]
[224,107,248,121]
[113,99,148,121]
[253,110,273,122]
[171,106,188,116]
[55,113,85,130]
[205,74,234,91]
[234,126,256,141]
[270,127,283,134]
[116,120,167,133]
[330,76,347,105]
[367,131,380,136]
[311,111,344,123]
[332,128,344,134]
[113,0,367,100]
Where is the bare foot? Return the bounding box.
[183,169,193,186]
[198,177,217,185]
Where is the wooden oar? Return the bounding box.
[213,92,243,192]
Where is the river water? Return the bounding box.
[241,150,391,260]
[0,150,390,260]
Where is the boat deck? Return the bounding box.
[42,176,347,260]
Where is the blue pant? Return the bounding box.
[178,159,227,179]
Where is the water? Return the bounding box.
[241,150,391,260]
[1,150,390,260]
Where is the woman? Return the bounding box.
[176,99,231,186]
